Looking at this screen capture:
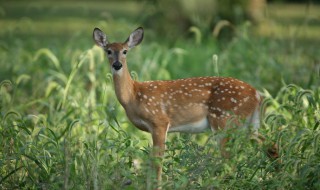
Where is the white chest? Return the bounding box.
[130,118,153,132]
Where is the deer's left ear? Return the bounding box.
[93,28,109,48]
[125,27,144,49]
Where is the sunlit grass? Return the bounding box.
[256,3,320,41]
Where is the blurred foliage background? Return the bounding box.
[1,0,319,92]
[0,0,320,189]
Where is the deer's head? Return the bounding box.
[93,27,144,73]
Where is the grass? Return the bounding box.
[1,1,320,189]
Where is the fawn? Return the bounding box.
[93,27,278,188]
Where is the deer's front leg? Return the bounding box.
[150,123,169,188]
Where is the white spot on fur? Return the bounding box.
[211,113,217,118]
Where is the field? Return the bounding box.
[1,1,320,189]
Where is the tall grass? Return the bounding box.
[1,75,319,189]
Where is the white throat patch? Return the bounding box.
[111,67,123,75]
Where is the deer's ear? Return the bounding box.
[125,27,144,49]
[93,28,108,47]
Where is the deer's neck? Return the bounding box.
[112,65,135,107]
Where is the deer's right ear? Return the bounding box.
[93,28,108,48]
[126,27,144,49]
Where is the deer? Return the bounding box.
[93,27,278,188]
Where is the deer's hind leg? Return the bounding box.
[207,114,242,158]
[246,107,279,160]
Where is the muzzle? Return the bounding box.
[112,61,122,70]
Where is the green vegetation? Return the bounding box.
[1,1,319,189]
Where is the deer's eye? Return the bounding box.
[107,50,112,55]
[123,50,127,55]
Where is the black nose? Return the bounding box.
[112,61,122,70]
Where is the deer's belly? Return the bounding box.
[168,117,211,133]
